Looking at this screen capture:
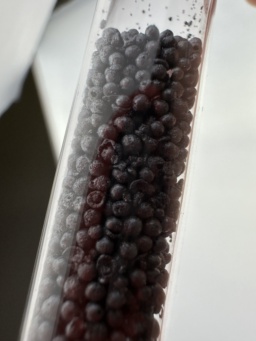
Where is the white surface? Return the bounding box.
[0,0,56,115]
[34,0,256,339]
[163,1,256,340]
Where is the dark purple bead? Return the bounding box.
[105,65,122,83]
[110,184,126,201]
[89,160,107,176]
[177,57,191,71]
[125,44,141,59]
[115,94,132,108]
[137,235,153,253]
[76,229,94,249]
[135,32,147,47]
[182,70,199,87]
[96,236,114,254]
[99,45,114,64]
[150,121,165,137]
[60,300,81,322]
[85,303,104,322]
[144,218,162,237]
[130,269,146,288]
[153,99,169,117]
[189,52,201,68]
[139,167,155,183]
[151,64,167,80]
[189,37,202,53]
[96,254,115,282]
[177,39,192,57]
[179,121,191,134]
[63,275,84,302]
[89,175,110,192]
[122,134,142,155]
[102,82,119,96]
[120,242,138,260]
[132,94,150,111]
[169,125,183,142]
[145,25,159,40]
[83,209,101,227]
[97,124,118,140]
[171,66,184,81]
[114,116,134,133]
[160,113,176,128]
[65,317,85,339]
[105,216,123,233]
[162,47,178,67]
[147,156,165,173]
[88,225,103,240]
[120,76,135,93]
[107,289,127,309]
[112,200,131,217]
[177,135,190,148]
[84,323,108,341]
[87,191,105,209]
[85,282,106,301]
[123,217,142,238]
[77,262,97,282]
[89,86,103,99]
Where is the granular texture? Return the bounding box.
[36,25,202,341]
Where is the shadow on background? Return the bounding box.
[0,71,56,340]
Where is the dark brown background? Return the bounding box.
[0,1,70,339]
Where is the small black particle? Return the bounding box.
[184,20,192,27]
[182,9,185,14]
[168,17,172,21]
[100,20,106,29]
[142,10,146,13]
[130,13,133,16]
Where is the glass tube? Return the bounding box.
[20,0,216,340]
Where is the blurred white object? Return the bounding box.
[33,0,96,157]
[0,0,56,115]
